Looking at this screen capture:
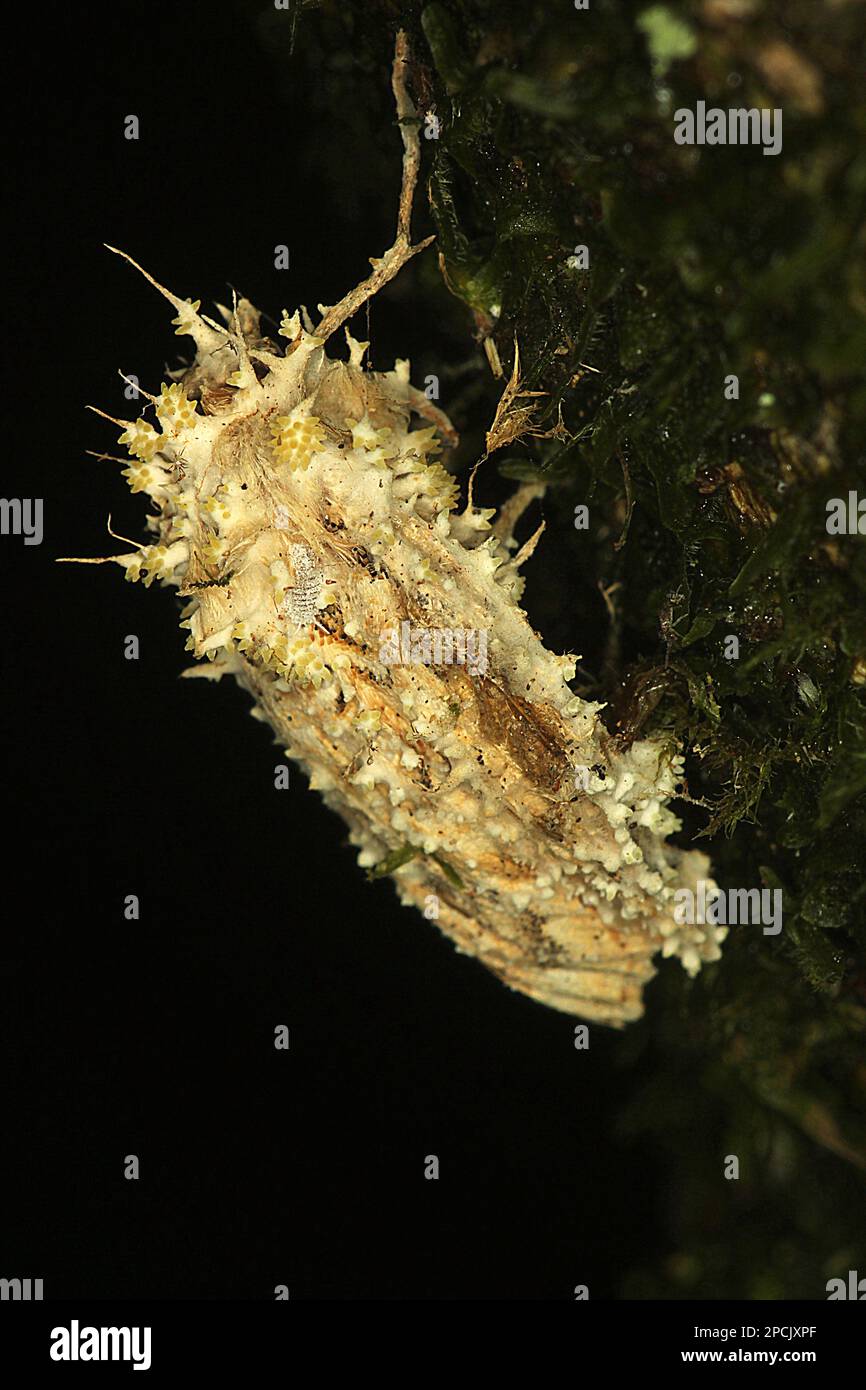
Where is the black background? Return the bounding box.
[0,0,740,1302]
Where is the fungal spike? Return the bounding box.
[117,371,159,405]
[103,244,227,357]
[511,521,545,570]
[56,552,139,566]
[86,404,129,430]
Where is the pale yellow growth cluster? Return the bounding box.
[118,419,161,462]
[228,625,350,688]
[122,541,188,587]
[155,382,198,435]
[280,634,352,688]
[270,410,327,471]
[171,298,202,336]
[348,414,399,467]
[122,460,164,495]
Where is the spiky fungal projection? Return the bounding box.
[64,32,723,1025]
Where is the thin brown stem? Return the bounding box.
[314,30,432,345]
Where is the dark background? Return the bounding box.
[2,0,849,1302]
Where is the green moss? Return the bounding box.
[367,843,422,880]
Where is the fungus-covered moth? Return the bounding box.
[66,32,723,1025]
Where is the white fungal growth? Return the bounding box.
[66,31,724,1026]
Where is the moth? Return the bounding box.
[64,32,723,1025]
